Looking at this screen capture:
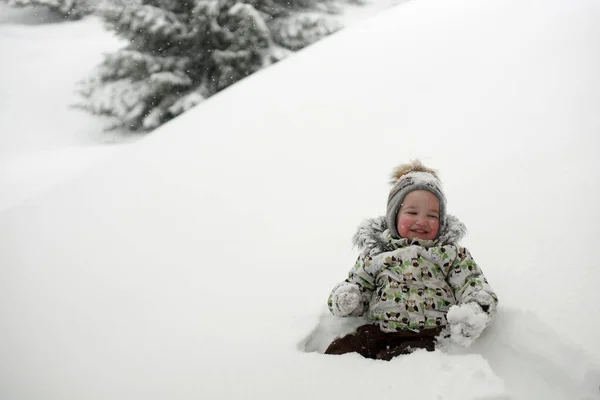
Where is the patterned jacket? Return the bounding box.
[328,215,498,333]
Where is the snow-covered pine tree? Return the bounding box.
[3,0,97,19]
[271,13,342,51]
[77,0,343,131]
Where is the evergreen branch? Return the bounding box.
[99,2,192,52]
[270,13,342,51]
[92,49,189,82]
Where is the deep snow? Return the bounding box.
[1,0,600,399]
[0,0,405,211]
[0,6,128,211]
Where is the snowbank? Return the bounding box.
[1,0,599,398]
[0,8,129,210]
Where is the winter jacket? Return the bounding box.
[328,215,498,333]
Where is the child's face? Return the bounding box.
[396,190,440,240]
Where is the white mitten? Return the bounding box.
[331,283,363,317]
[446,302,489,347]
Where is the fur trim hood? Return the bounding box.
[352,214,467,254]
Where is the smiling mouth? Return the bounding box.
[411,229,428,234]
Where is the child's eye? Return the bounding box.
[428,215,439,219]
[407,212,417,215]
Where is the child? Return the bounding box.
[325,160,498,360]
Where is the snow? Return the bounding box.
[403,170,441,185]
[446,303,489,348]
[0,6,130,210]
[0,0,403,211]
[1,0,600,399]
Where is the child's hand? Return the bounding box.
[331,283,363,317]
[338,291,360,314]
[446,302,488,347]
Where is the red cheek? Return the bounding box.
[429,222,440,238]
[397,216,414,237]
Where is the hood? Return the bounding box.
[352,214,467,254]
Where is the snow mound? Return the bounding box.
[301,307,600,399]
[1,0,599,399]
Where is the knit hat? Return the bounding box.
[386,160,447,239]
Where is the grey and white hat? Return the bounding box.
[386,162,447,239]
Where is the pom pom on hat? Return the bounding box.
[389,160,440,185]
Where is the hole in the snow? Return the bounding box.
[297,311,368,354]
